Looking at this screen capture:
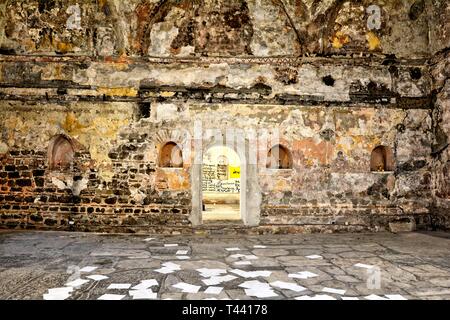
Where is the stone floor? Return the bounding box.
[0,230,450,300]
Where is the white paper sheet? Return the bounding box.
[322,287,346,295]
[65,278,90,288]
[164,244,178,247]
[43,293,71,300]
[79,266,98,273]
[173,282,201,293]
[144,238,155,241]
[97,294,125,300]
[295,294,336,300]
[245,288,278,298]
[197,268,228,278]
[162,262,181,270]
[202,275,237,286]
[253,245,267,248]
[270,281,306,292]
[234,261,252,265]
[288,271,318,279]
[132,279,158,290]
[365,294,387,300]
[44,287,73,300]
[225,248,241,251]
[385,294,407,300]
[239,280,270,289]
[239,280,278,298]
[48,287,73,295]
[87,275,109,281]
[155,267,176,274]
[176,256,190,260]
[129,289,157,300]
[107,283,131,289]
[305,255,323,259]
[204,286,223,295]
[176,250,188,255]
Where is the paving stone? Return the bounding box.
[251,249,289,257]
[1,231,450,300]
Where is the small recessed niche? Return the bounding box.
[159,142,183,168]
[370,146,394,172]
[48,135,74,170]
[266,145,292,169]
[322,75,335,87]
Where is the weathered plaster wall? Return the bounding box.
[0,0,448,233]
[430,51,450,229]
[0,101,193,232]
[0,0,442,58]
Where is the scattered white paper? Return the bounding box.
[234,261,252,266]
[87,275,109,281]
[270,281,306,292]
[245,288,278,298]
[164,244,178,247]
[131,279,158,290]
[129,289,157,300]
[253,245,267,248]
[176,256,190,260]
[295,294,336,300]
[365,294,387,300]
[43,293,71,300]
[155,262,181,274]
[385,294,407,300]
[79,266,98,273]
[306,255,323,259]
[162,262,181,270]
[65,278,90,288]
[322,287,346,295]
[98,294,125,300]
[239,280,278,298]
[239,280,268,289]
[107,283,131,290]
[204,286,223,295]
[155,267,176,274]
[197,268,227,278]
[342,297,360,300]
[176,250,188,255]
[225,248,241,251]
[173,282,201,293]
[144,238,155,241]
[202,275,237,286]
[43,287,73,300]
[354,263,374,269]
[288,271,318,279]
[48,287,73,295]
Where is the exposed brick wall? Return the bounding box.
[0,0,448,234]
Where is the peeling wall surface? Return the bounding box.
[0,0,449,234]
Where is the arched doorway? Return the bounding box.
[202,146,241,221]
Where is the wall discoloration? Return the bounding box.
[0,0,445,58]
[0,0,448,233]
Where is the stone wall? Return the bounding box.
[0,0,449,233]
